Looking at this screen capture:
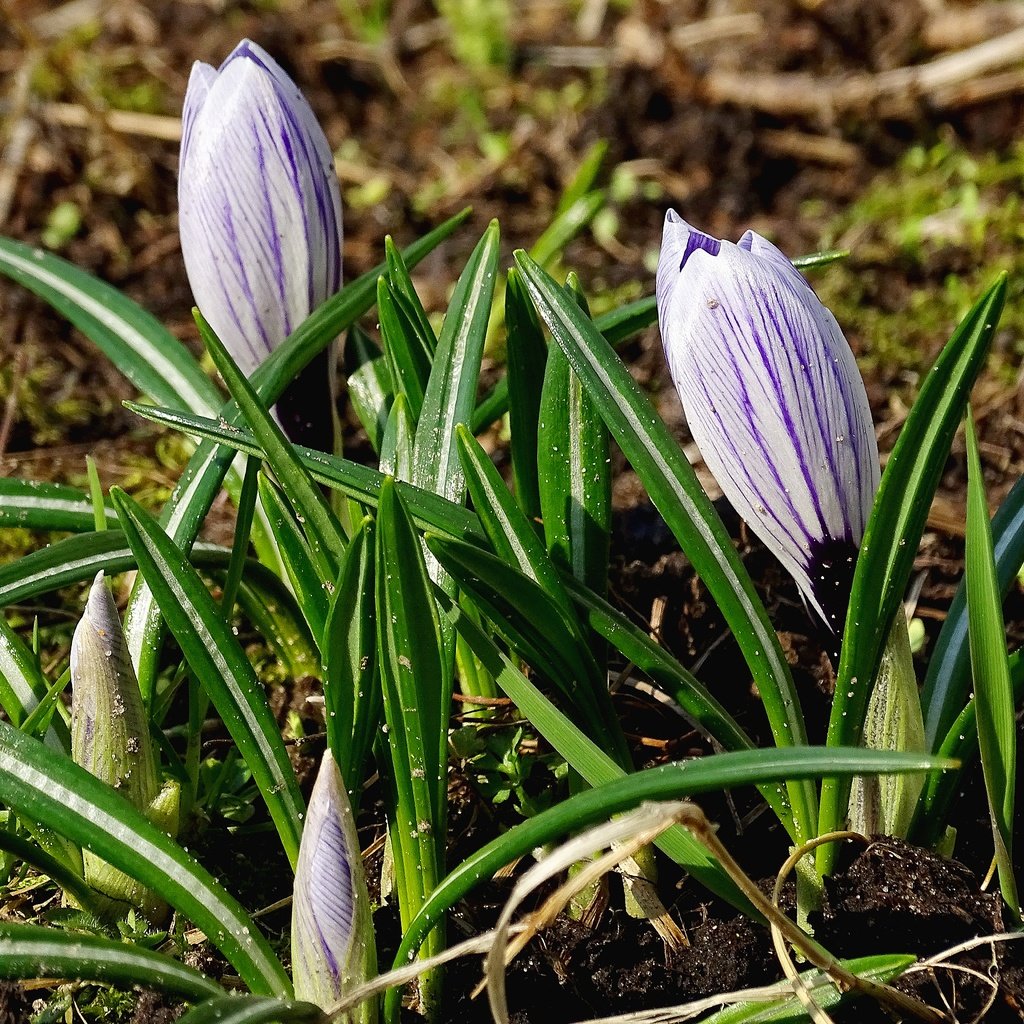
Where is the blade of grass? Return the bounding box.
[0,614,68,752]
[174,997,325,1024]
[111,488,305,869]
[378,276,428,421]
[455,424,571,617]
[0,478,118,532]
[818,274,1007,867]
[234,573,321,680]
[85,456,107,532]
[556,141,607,216]
[964,411,1019,915]
[504,267,547,524]
[915,659,1024,845]
[412,221,500,509]
[195,310,347,584]
[0,721,289,995]
[0,832,95,912]
[922,472,1024,750]
[220,456,261,617]
[385,235,437,354]
[513,249,813,843]
[375,479,448,1016]
[0,923,225,1002]
[256,475,330,644]
[347,348,393,455]
[19,666,70,744]
[701,954,915,1023]
[376,480,448,859]
[531,193,604,269]
[0,530,150,606]
[537,289,610,595]
[323,517,379,795]
[379,392,416,481]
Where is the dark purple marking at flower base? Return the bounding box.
[807,534,859,648]
[275,347,336,452]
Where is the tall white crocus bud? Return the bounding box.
[292,750,376,1019]
[178,38,343,450]
[71,572,180,921]
[657,212,925,838]
[657,210,880,634]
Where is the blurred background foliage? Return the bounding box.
[2,0,1024,514]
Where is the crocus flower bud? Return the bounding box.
[657,211,879,632]
[292,750,376,1018]
[71,573,179,921]
[179,39,343,449]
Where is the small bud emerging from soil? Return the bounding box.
[292,749,376,1018]
[71,572,179,922]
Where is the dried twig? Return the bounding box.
[703,25,1024,119]
[924,3,1024,52]
[0,342,30,460]
[758,129,859,168]
[0,55,38,228]
[670,13,763,51]
[37,102,182,142]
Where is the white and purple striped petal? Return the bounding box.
[657,211,879,631]
[292,750,375,1017]
[178,39,342,448]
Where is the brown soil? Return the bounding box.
[432,839,1022,1024]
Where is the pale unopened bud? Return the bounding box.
[292,750,376,1018]
[71,572,179,921]
[848,611,926,837]
[657,211,879,633]
[178,39,343,450]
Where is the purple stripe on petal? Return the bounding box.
[679,231,721,269]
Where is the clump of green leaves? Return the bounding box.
[451,723,565,818]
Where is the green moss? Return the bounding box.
[32,25,167,114]
[812,138,1024,383]
[41,201,83,251]
[436,0,513,71]
[30,982,141,1023]
[0,350,118,448]
[0,527,38,563]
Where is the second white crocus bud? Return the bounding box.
[178,39,344,450]
[292,750,376,1020]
